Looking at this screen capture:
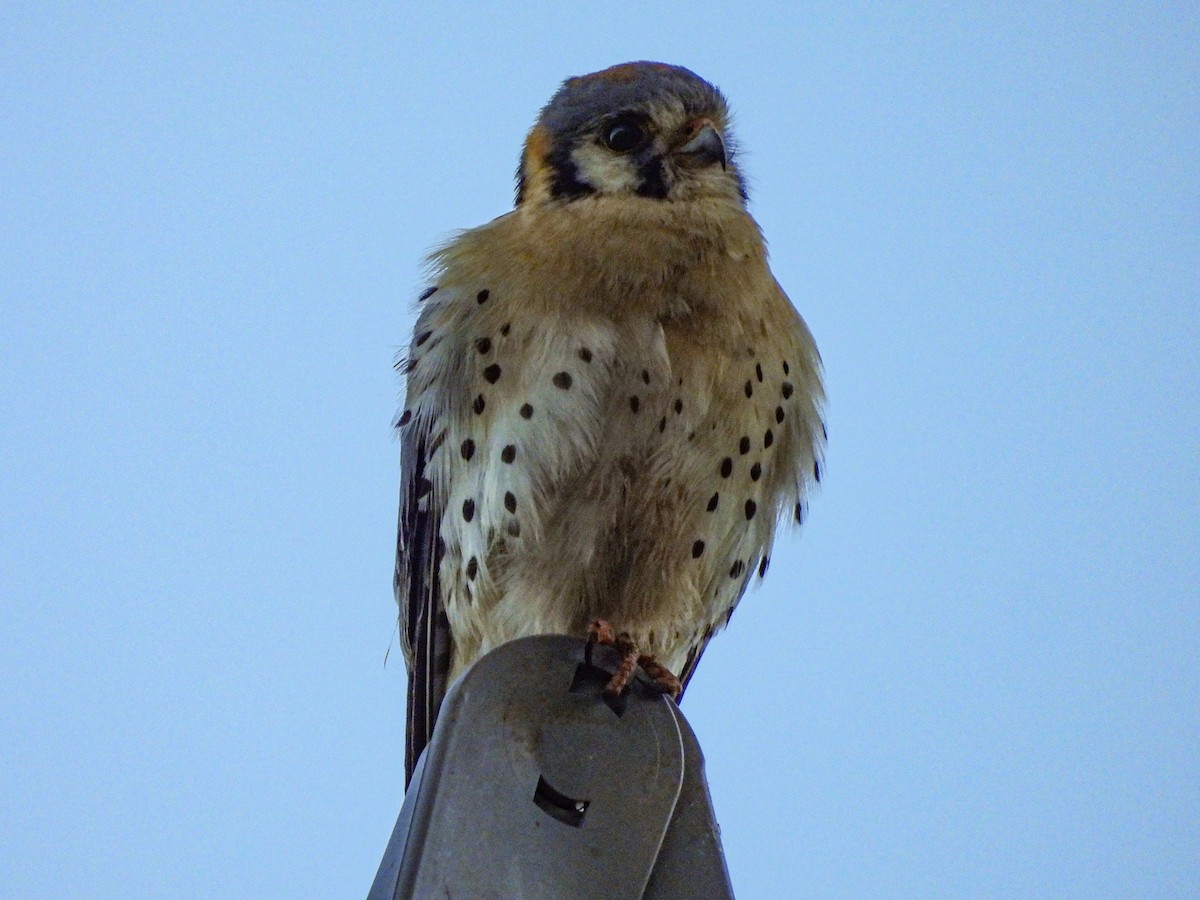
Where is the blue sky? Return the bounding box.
[2,4,1196,897]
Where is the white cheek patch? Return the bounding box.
[570,143,640,194]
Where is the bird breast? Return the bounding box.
[405,199,821,677]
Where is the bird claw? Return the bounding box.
[585,619,681,700]
[636,656,682,698]
[586,618,617,648]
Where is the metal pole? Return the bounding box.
[369,635,734,899]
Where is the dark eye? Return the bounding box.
[602,118,649,153]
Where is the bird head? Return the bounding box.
[516,62,747,208]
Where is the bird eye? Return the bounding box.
[602,118,649,153]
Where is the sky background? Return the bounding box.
[2,4,1197,898]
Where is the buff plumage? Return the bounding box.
[395,62,824,783]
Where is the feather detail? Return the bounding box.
[395,67,824,778]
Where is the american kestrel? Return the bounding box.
[395,62,825,783]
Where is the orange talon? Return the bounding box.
[587,618,617,646]
[604,634,640,697]
[637,654,682,699]
[586,619,681,698]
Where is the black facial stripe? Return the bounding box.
[516,64,748,207]
[635,157,670,199]
[546,141,595,201]
[516,136,596,205]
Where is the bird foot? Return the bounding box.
[585,619,682,700]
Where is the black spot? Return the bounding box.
[500,322,511,337]
[641,369,651,384]
[719,458,732,478]
[475,337,492,354]
[783,360,790,375]
[814,460,822,482]
[520,403,534,419]
[750,463,762,481]
[501,445,516,464]
[755,363,763,383]
[764,429,774,448]
[782,382,794,399]
[729,560,745,578]
[578,347,593,363]
[707,492,719,512]
[397,409,412,426]
[473,394,486,415]
[415,330,432,347]
[758,556,770,577]
[635,157,669,199]
[745,499,757,520]
[507,520,521,538]
[553,371,572,390]
[504,491,517,513]
[739,436,751,455]
[483,364,502,384]
[476,289,490,304]
[542,142,594,201]
[466,557,478,580]
[795,502,805,524]
[691,540,705,558]
[403,359,416,374]
[775,406,785,424]
[658,416,667,432]
[673,398,683,415]
[462,499,475,522]
[629,396,640,413]
[418,286,437,302]
[416,477,432,497]
[460,439,475,460]
[744,380,753,398]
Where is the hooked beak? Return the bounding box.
[673,119,726,170]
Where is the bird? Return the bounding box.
[394,61,825,784]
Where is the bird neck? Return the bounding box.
[433,196,769,321]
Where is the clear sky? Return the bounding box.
[2,4,1196,898]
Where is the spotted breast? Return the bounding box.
[395,61,825,783]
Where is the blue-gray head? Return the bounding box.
[516,62,747,207]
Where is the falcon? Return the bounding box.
[395,62,825,783]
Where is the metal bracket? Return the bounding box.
[368,635,734,899]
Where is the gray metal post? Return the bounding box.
[368,635,734,899]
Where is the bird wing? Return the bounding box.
[395,273,613,784]
[395,340,452,786]
[674,280,826,699]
